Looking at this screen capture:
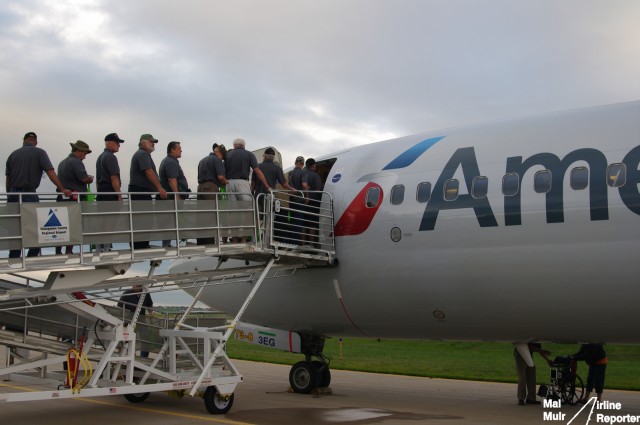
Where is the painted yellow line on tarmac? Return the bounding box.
[0,382,37,392]
[79,398,254,425]
[0,383,253,425]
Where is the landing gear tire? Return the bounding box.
[312,360,331,388]
[289,361,320,394]
[203,386,234,414]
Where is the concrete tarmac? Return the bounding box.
[1,360,638,425]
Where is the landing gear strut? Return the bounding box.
[288,334,331,394]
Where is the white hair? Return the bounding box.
[233,138,246,147]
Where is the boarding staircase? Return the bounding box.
[0,190,335,411]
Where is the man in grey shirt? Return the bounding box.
[129,134,167,199]
[159,141,189,200]
[57,140,94,196]
[95,133,124,253]
[56,140,94,254]
[225,138,270,242]
[96,133,124,202]
[287,156,305,244]
[5,132,71,258]
[301,158,323,247]
[197,143,229,245]
[197,143,228,194]
[252,147,296,244]
[129,134,167,249]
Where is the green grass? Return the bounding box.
[227,338,640,391]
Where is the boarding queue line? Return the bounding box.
[0,189,336,274]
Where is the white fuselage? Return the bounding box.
[180,101,640,344]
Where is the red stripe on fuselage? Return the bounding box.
[334,182,383,237]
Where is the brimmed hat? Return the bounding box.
[70,140,92,153]
[105,133,125,143]
[213,143,228,158]
[140,133,158,143]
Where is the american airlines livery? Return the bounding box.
[171,100,639,393]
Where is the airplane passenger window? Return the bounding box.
[570,167,589,190]
[417,182,431,203]
[606,163,626,187]
[472,176,488,199]
[391,185,405,205]
[444,179,459,201]
[502,173,519,196]
[534,170,552,193]
[366,187,381,208]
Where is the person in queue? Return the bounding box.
[196,143,228,245]
[5,132,71,258]
[225,138,270,243]
[55,140,94,254]
[95,133,124,253]
[129,134,167,249]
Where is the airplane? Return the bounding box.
[170,100,640,394]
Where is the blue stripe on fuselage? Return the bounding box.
[382,136,445,170]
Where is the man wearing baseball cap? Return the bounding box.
[95,133,124,253]
[97,133,125,202]
[128,133,167,249]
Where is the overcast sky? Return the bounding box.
[1,0,639,191]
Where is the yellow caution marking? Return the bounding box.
[0,383,253,425]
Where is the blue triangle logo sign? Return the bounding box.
[44,210,63,227]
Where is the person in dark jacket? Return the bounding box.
[118,284,153,357]
[573,344,607,402]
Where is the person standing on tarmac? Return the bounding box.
[573,343,607,403]
[514,343,552,405]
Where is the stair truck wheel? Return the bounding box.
[204,386,234,414]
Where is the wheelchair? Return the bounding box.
[539,355,584,405]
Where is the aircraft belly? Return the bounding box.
[190,268,353,335]
[330,229,639,343]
